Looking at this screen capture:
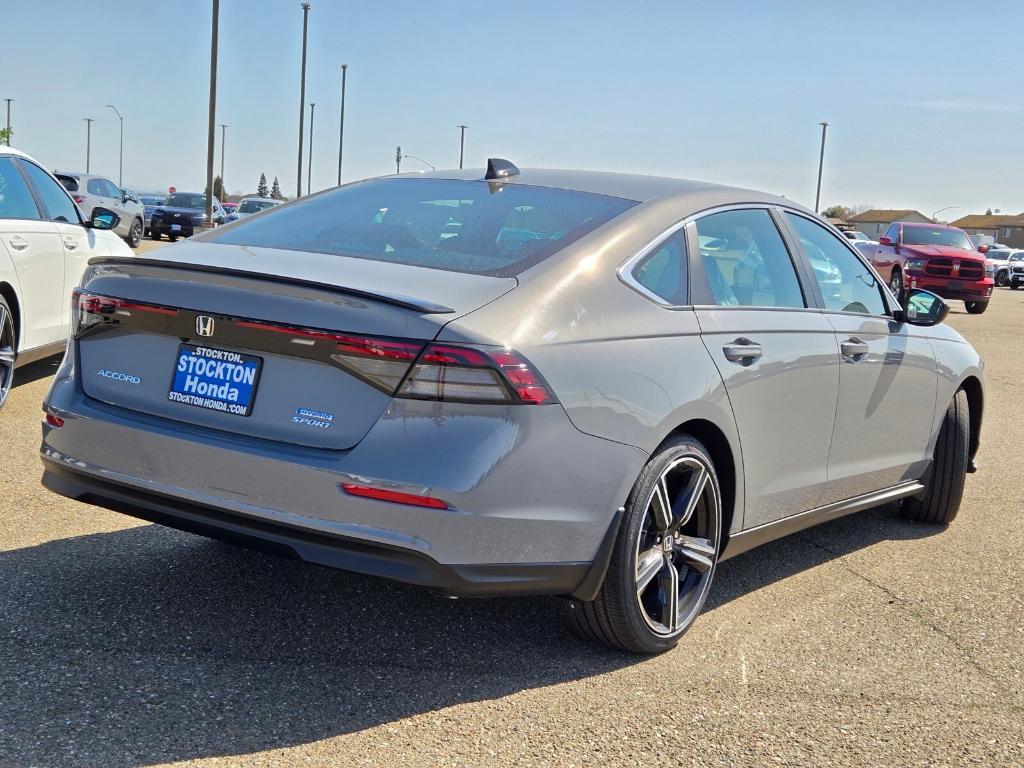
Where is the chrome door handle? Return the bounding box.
[841,337,869,360]
[722,338,763,363]
[8,235,29,251]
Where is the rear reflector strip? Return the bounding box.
[340,483,449,509]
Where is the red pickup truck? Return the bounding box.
[858,222,994,314]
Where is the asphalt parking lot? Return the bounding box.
[2,256,1022,767]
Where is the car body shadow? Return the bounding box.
[14,353,63,387]
[0,502,936,766]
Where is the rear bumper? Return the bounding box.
[41,364,645,597]
[41,460,600,597]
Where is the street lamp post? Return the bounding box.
[307,103,315,193]
[814,121,829,214]
[931,206,959,222]
[219,123,228,199]
[84,118,94,172]
[296,2,311,197]
[337,63,347,186]
[106,104,124,187]
[3,99,11,146]
[395,145,402,174]
[402,154,435,171]
[458,124,467,169]
[203,0,220,225]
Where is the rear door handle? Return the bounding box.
[722,338,763,363]
[841,337,869,360]
[8,235,29,251]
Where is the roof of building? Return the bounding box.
[847,208,929,223]
[949,213,1024,229]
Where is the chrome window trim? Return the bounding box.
[616,219,692,309]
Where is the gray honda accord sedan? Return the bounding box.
[41,160,983,653]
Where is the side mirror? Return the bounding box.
[896,289,949,327]
[88,207,121,231]
[878,236,892,246]
[978,244,990,254]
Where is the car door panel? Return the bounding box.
[696,308,840,526]
[819,315,936,502]
[0,218,64,349]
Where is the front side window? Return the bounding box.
[208,178,637,277]
[695,209,804,308]
[631,229,687,304]
[0,158,40,220]
[20,162,80,224]
[165,193,207,209]
[785,213,886,316]
[883,223,899,242]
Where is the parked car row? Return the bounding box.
[55,171,146,248]
[149,192,228,241]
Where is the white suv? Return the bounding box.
[0,148,134,408]
[54,172,145,248]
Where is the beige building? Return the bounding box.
[949,213,1024,249]
[846,209,932,238]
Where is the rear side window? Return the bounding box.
[695,209,805,308]
[0,157,40,220]
[209,178,637,277]
[87,178,107,196]
[57,174,80,192]
[631,229,687,304]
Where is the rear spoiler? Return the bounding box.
[87,257,456,315]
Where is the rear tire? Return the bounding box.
[126,218,143,248]
[0,294,14,410]
[964,301,988,314]
[996,271,1008,287]
[169,234,178,242]
[903,389,969,525]
[565,435,722,654]
[150,230,161,241]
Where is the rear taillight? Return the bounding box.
[72,195,85,204]
[73,290,179,334]
[231,319,556,405]
[398,344,555,404]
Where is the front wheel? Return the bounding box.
[168,234,178,242]
[903,389,969,525]
[889,269,904,304]
[1012,281,1020,291]
[964,301,988,314]
[565,435,722,653]
[150,229,161,241]
[996,271,1008,287]
[126,218,143,248]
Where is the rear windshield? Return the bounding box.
[901,226,973,250]
[238,199,276,214]
[57,175,79,192]
[165,193,207,209]
[141,196,164,205]
[208,178,637,276]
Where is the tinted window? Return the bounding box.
[56,174,80,192]
[631,229,687,304]
[165,193,207,209]
[86,178,107,196]
[901,225,973,250]
[20,161,80,224]
[695,209,804,308]
[786,213,885,315]
[0,158,40,220]
[209,178,637,277]
[238,199,276,214]
[883,223,899,241]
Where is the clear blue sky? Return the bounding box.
[2,0,1021,217]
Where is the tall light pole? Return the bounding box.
[218,123,228,199]
[814,121,829,214]
[458,124,467,169]
[3,99,11,146]
[106,104,124,187]
[203,0,220,225]
[403,154,435,171]
[307,103,315,193]
[931,205,959,222]
[84,118,94,172]
[296,2,311,197]
[395,146,402,174]
[336,63,347,186]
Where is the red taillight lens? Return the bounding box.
[340,483,448,509]
[396,343,555,405]
[44,412,64,427]
[72,195,85,204]
[73,290,179,334]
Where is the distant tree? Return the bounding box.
[270,176,283,200]
[822,205,854,220]
[257,173,269,198]
[986,207,993,216]
[0,127,9,145]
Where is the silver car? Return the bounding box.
[40,162,984,653]
[54,172,146,248]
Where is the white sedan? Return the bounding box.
[0,147,134,408]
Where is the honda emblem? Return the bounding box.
[195,315,215,337]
